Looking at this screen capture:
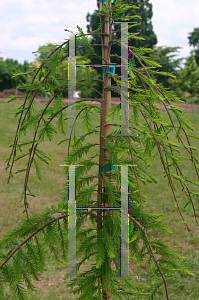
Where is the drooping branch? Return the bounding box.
[21,99,101,217]
[7,36,104,184]
[7,32,107,189]
[105,71,197,229]
[7,68,53,190]
[160,124,198,221]
[140,109,192,232]
[116,40,199,169]
[0,214,68,271]
[21,87,69,217]
[104,71,144,208]
[0,210,97,271]
[7,41,68,178]
[6,29,119,182]
[0,207,169,300]
[135,73,197,227]
[136,71,198,225]
[158,88,199,167]
[121,210,170,300]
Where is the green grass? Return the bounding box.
[0,101,199,299]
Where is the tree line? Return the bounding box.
[0,0,199,103]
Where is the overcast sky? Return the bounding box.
[0,0,198,68]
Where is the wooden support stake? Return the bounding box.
[99,1,112,299]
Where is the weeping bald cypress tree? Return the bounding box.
[1,0,199,299]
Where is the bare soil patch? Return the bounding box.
[1,89,199,113]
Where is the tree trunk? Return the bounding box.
[97,1,112,299]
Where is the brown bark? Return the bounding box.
[97,1,113,299]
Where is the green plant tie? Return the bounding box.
[102,65,115,74]
[100,0,114,2]
[99,164,116,173]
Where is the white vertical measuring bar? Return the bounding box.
[68,165,85,279]
[68,31,76,137]
[121,165,129,278]
[60,164,84,279]
[113,22,136,136]
[112,164,134,279]
[68,165,76,278]
[67,22,85,137]
[121,22,129,136]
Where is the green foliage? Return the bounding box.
[0,58,30,92]
[147,46,184,89]
[168,50,199,104]
[187,27,199,66]
[188,27,199,48]
[1,0,199,299]
[156,28,199,103]
[0,206,69,300]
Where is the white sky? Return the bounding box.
[0,0,198,68]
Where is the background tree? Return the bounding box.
[0,56,46,97]
[188,27,199,48]
[0,58,29,92]
[147,45,184,89]
[86,0,158,98]
[188,27,199,66]
[167,49,199,104]
[147,28,199,104]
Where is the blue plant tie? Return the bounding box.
[102,66,115,74]
[99,164,116,173]
[99,0,114,2]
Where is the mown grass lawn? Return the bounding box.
[0,101,199,299]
